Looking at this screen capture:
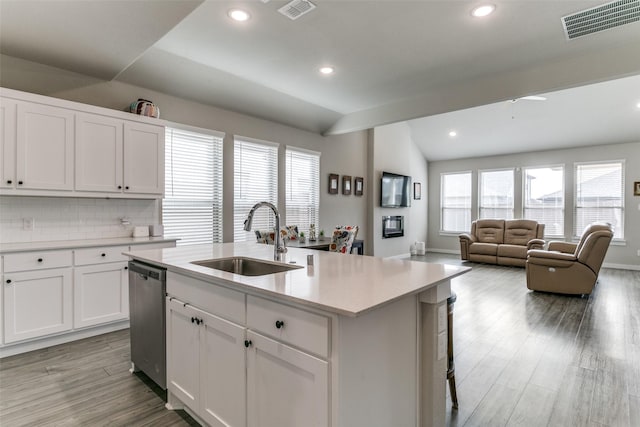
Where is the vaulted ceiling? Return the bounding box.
[1,0,639,160]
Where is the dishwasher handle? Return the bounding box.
[128,261,166,281]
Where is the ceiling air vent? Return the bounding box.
[278,0,316,20]
[562,0,640,40]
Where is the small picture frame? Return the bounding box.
[355,177,364,196]
[413,182,421,200]
[635,181,640,196]
[329,174,339,194]
[343,175,352,195]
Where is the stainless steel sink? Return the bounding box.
[191,257,302,276]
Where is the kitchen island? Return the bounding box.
[125,242,470,427]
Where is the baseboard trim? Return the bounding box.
[0,320,129,358]
[603,262,640,271]
[427,248,460,255]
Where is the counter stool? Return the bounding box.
[447,292,458,409]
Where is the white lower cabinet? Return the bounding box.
[167,298,246,427]
[166,276,330,427]
[246,331,329,427]
[73,262,128,329]
[3,267,73,343]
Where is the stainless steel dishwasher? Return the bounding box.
[128,260,167,389]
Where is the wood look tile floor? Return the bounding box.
[0,253,638,427]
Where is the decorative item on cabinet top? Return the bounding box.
[129,99,160,118]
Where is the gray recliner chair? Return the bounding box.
[526,222,614,295]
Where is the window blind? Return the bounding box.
[285,148,320,235]
[234,138,278,242]
[163,127,223,246]
[575,161,623,238]
[523,166,564,236]
[440,172,471,232]
[479,169,514,219]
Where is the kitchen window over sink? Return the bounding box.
[163,127,224,245]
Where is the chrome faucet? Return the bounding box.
[243,201,287,260]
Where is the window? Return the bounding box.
[479,169,514,219]
[234,137,278,242]
[523,166,564,236]
[575,161,624,239]
[286,147,320,234]
[163,127,224,246]
[441,172,472,232]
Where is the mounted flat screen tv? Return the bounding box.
[380,172,411,208]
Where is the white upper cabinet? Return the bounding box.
[0,98,17,189]
[123,122,164,195]
[0,88,165,199]
[76,115,164,196]
[75,113,123,193]
[16,102,74,191]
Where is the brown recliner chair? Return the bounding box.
[526,222,613,295]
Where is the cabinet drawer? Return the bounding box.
[4,250,72,272]
[130,241,176,251]
[247,295,329,358]
[74,245,129,266]
[167,272,245,325]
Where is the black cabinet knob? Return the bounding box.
[101,253,106,257]
[191,317,195,323]
[244,340,252,348]
[7,180,12,184]
[6,279,11,284]
[18,181,23,185]
[118,185,122,189]
[275,320,285,329]
[125,186,129,190]
[37,258,43,262]
[124,266,128,270]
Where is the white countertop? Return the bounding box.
[0,236,178,254]
[125,242,470,317]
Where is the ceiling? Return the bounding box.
[1,0,639,160]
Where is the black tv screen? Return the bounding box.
[380,172,411,208]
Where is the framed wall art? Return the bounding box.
[355,177,364,196]
[414,182,421,200]
[329,174,339,194]
[634,181,640,196]
[343,175,352,195]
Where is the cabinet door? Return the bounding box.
[123,122,164,195]
[167,298,200,410]
[73,262,128,329]
[3,268,73,343]
[247,331,329,427]
[200,309,246,427]
[75,113,123,192]
[0,98,17,189]
[16,103,74,191]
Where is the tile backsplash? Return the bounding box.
[0,196,160,243]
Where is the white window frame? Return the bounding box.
[163,124,224,246]
[233,136,279,242]
[285,146,320,236]
[574,160,624,240]
[478,168,515,219]
[440,171,472,233]
[522,164,565,238]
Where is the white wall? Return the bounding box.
[0,55,370,247]
[427,142,640,269]
[0,197,157,243]
[370,123,428,257]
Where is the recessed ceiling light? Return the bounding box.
[449,131,457,137]
[636,101,640,109]
[471,4,496,17]
[228,9,250,21]
[319,66,334,75]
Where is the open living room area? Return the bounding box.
[1,1,639,427]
